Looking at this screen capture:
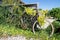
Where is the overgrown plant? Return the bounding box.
[0,0,25,29]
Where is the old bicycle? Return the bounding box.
[0,3,56,38]
[23,4,56,37]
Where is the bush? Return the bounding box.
[47,8,60,20]
[0,5,25,28]
[53,21,60,28]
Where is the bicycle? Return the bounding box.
[21,4,56,37]
[0,4,56,38]
[20,4,56,37]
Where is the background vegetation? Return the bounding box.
[0,0,60,40]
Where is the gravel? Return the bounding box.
[0,35,36,40]
[0,36,27,40]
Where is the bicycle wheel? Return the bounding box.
[32,20,54,38]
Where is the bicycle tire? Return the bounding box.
[32,20,54,38]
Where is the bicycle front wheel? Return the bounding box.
[32,20,54,38]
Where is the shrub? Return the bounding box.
[47,8,60,20]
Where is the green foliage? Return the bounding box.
[47,8,60,20]
[0,24,59,40]
[53,21,60,28]
[0,0,25,28]
[0,6,24,27]
[2,0,20,4]
[0,0,60,40]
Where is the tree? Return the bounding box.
[47,8,60,20]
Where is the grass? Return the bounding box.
[0,24,60,40]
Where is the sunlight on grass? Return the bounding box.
[0,24,60,40]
